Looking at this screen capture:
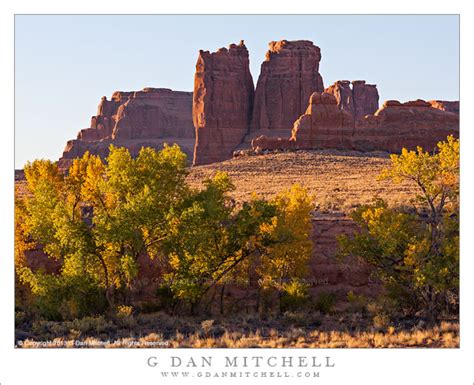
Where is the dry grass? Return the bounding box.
[18,321,459,349]
[187,150,417,211]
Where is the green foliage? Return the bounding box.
[17,145,315,319]
[162,172,278,310]
[340,136,459,318]
[17,145,189,319]
[17,266,107,320]
[313,291,336,314]
[280,279,310,312]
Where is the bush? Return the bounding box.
[282,311,322,327]
[372,313,391,330]
[280,279,310,312]
[66,315,113,335]
[23,273,108,321]
[346,290,368,313]
[313,292,336,314]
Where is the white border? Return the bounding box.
[1,1,473,384]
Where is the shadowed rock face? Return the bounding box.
[192,41,255,166]
[325,80,379,120]
[251,40,325,133]
[58,88,195,170]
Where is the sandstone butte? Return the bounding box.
[247,40,325,139]
[58,88,195,170]
[252,92,459,154]
[324,80,379,120]
[57,38,459,169]
[192,41,255,166]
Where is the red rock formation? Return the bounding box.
[310,214,378,300]
[251,135,294,151]
[290,93,459,152]
[325,80,355,117]
[290,92,355,150]
[253,93,459,153]
[192,41,254,165]
[251,40,325,133]
[325,80,379,120]
[429,100,459,114]
[58,88,195,169]
[352,80,379,118]
[113,88,194,140]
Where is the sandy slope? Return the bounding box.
[187,150,418,212]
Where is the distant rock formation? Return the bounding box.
[288,93,458,152]
[325,80,379,120]
[290,92,354,149]
[192,41,255,166]
[56,38,460,169]
[429,100,459,114]
[252,93,459,153]
[58,88,194,170]
[251,40,325,133]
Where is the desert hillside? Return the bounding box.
[187,150,418,212]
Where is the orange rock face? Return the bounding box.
[251,40,325,133]
[192,41,255,165]
[290,93,459,152]
[58,88,195,169]
[429,100,459,114]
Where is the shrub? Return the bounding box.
[313,292,336,314]
[373,313,391,330]
[346,290,368,313]
[280,279,310,312]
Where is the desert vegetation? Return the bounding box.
[15,137,459,348]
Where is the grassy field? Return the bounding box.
[17,312,459,348]
[187,150,418,211]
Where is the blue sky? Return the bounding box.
[15,15,459,168]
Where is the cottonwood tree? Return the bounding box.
[162,172,278,314]
[16,144,188,318]
[257,184,314,313]
[339,136,459,319]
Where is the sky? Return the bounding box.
[15,15,459,168]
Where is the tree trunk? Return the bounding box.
[255,287,261,314]
[220,284,226,315]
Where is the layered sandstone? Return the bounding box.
[250,40,325,134]
[325,80,379,120]
[192,41,254,165]
[58,88,195,169]
[252,92,458,153]
[291,93,459,152]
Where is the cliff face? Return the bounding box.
[58,88,195,169]
[252,93,459,153]
[290,93,459,152]
[251,40,325,133]
[252,40,324,131]
[192,41,255,165]
[325,80,379,120]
